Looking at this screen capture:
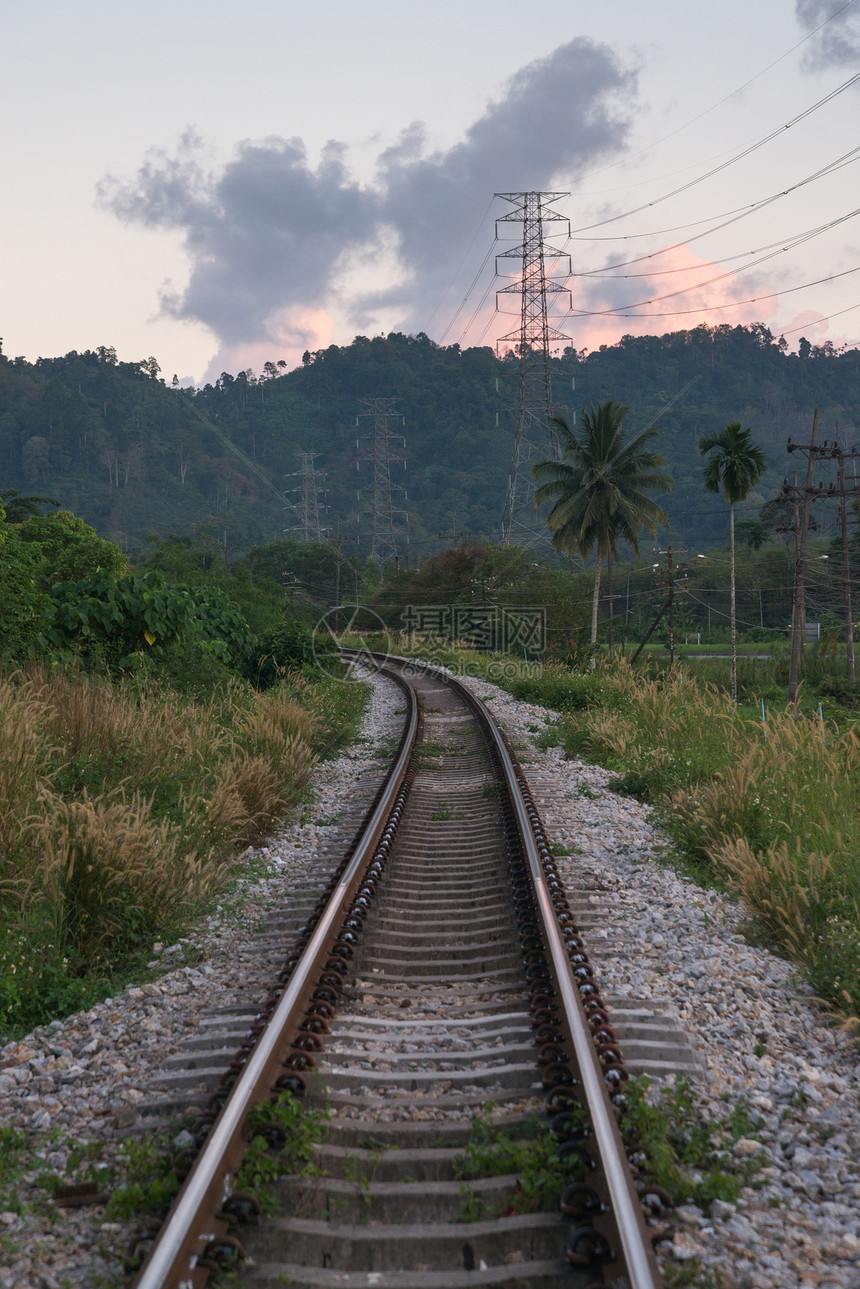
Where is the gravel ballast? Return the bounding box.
[453,669,860,1289]
[0,670,404,1289]
[2,664,859,1289]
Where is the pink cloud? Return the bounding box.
[204,306,336,381]
[567,242,779,353]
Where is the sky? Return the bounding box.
[1,0,859,384]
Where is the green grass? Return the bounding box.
[237,1094,329,1214]
[453,1106,588,1217]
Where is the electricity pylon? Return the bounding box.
[286,450,326,542]
[495,191,572,544]
[356,398,406,564]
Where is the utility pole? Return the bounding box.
[631,545,687,664]
[654,544,687,664]
[836,445,857,689]
[437,523,473,548]
[495,191,572,544]
[356,398,406,565]
[282,571,300,608]
[816,431,860,689]
[333,527,357,634]
[785,409,821,707]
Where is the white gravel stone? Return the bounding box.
[453,667,860,1289]
[7,658,860,1288]
[0,667,403,1288]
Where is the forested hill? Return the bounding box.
[0,327,856,558]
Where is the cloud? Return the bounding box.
[99,132,380,357]
[795,0,860,69]
[370,39,634,323]
[98,37,635,375]
[569,244,778,353]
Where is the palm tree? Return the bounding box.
[699,422,767,703]
[533,401,673,650]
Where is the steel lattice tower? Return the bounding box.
[356,398,406,564]
[286,450,326,542]
[495,191,572,544]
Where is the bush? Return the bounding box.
[247,619,335,688]
[0,529,49,661]
[45,570,256,679]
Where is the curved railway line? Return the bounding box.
[130,653,666,1289]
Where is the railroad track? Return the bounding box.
[130,653,666,1289]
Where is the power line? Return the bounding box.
[565,70,860,237]
[427,197,496,336]
[562,0,859,193]
[572,199,860,281]
[780,300,860,336]
[566,262,860,321]
[439,238,499,343]
[566,142,860,244]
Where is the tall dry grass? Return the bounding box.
[0,677,53,884]
[482,653,860,1021]
[23,664,237,781]
[32,788,228,960]
[0,665,366,1035]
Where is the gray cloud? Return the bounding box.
[98,37,635,364]
[367,38,635,326]
[795,0,860,69]
[99,132,380,348]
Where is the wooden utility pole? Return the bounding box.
[631,545,687,664]
[817,431,860,690]
[786,409,820,707]
[333,528,356,633]
[836,446,857,689]
[785,411,860,701]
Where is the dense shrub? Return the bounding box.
[247,619,336,688]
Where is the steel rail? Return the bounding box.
[377,652,661,1289]
[446,672,661,1289]
[133,648,659,1288]
[132,668,419,1289]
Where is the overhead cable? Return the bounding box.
[566,0,859,191]
[567,71,860,237]
[567,263,860,321]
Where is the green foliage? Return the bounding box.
[699,423,767,507]
[16,510,128,589]
[247,619,323,688]
[621,1077,763,1209]
[503,664,617,712]
[44,569,255,677]
[535,401,673,561]
[237,1094,329,1214]
[0,916,114,1036]
[0,489,59,523]
[47,569,192,668]
[105,1136,180,1220]
[0,327,857,557]
[0,527,49,659]
[454,1108,587,1216]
